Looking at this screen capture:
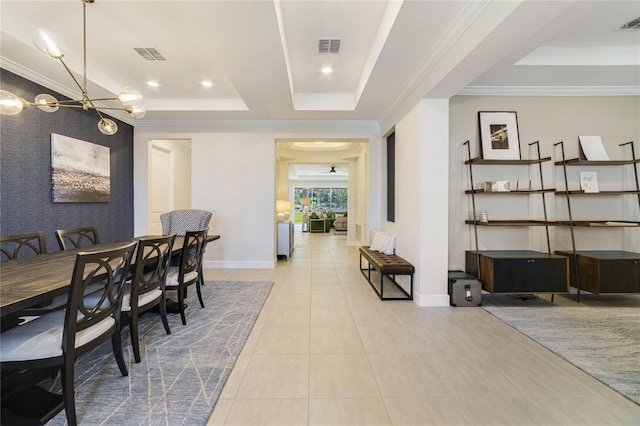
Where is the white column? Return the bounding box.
[417,99,450,306]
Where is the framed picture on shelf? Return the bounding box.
[478,111,521,160]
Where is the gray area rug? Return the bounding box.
[484,304,640,405]
[46,281,273,425]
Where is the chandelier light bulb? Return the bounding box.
[35,94,60,112]
[98,118,118,135]
[33,29,65,59]
[0,90,26,115]
[128,105,146,119]
[118,88,143,107]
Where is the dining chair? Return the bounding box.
[160,209,212,236]
[55,226,100,251]
[160,209,212,288]
[125,234,176,363]
[0,241,137,426]
[165,229,207,325]
[1,231,47,261]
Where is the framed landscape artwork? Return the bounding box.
[51,133,110,202]
[478,111,521,160]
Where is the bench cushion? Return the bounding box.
[360,246,414,275]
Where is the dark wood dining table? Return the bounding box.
[0,235,220,318]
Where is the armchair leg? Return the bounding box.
[178,285,187,325]
[62,358,77,426]
[111,330,129,376]
[159,298,171,335]
[196,282,205,309]
[130,313,141,364]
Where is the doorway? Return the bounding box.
[148,139,192,234]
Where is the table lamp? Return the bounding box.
[276,199,289,222]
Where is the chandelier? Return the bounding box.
[0,0,145,135]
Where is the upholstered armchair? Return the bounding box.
[160,209,212,289]
[334,216,347,232]
[160,209,212,236]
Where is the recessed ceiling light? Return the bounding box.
[322,67,332,74]
[201,81,214,87]
[146,81,159,87]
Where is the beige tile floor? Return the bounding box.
[206,228,640,425]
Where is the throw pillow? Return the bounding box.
[381,234,396,255]
[310,212,318,219]
[370,231,386,251]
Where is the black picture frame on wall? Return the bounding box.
[478,111,521,160]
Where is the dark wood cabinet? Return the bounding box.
[554,141,640,297]
[466,250,569,294]
[555,250,640,294]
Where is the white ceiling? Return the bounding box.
[1,0,639,132]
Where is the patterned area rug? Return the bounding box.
[46,281,273,425]
[484,305,640,405]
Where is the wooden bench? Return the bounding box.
[359,246,414,300]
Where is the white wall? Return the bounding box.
[134,123,382,268]
[386,99,451,307]
[448,96,640,270]
[193,133,276,268]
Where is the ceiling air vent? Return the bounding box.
[134,47,166,61]
[619,17,640,30]
[318,39,341,54]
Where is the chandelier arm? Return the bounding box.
[86,106,129,111]
[82,97,120,102]
[93,108,106,120]
[41,104,88,109]
[58,58,88,102]
[50,99,86,105]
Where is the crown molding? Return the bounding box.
[135,119,381,133]
[457,85,640,96]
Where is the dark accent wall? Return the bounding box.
[0,69,134,251]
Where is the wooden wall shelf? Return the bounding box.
[466,157,551,165]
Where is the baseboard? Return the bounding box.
[204,260,276,269]
[414,293,450,307]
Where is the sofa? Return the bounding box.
[308,211,347,233]
[334,216,347,232]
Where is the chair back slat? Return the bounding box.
[180,229,207,280]
[132,235,176,300]
[0,231,47,261]
[62,242,136,351]
[56,227,100,251]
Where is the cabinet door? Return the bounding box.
[599,259,640,293]
[491,258,530,293]
[528,258,568,293]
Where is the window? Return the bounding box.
[293,187,348,222]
